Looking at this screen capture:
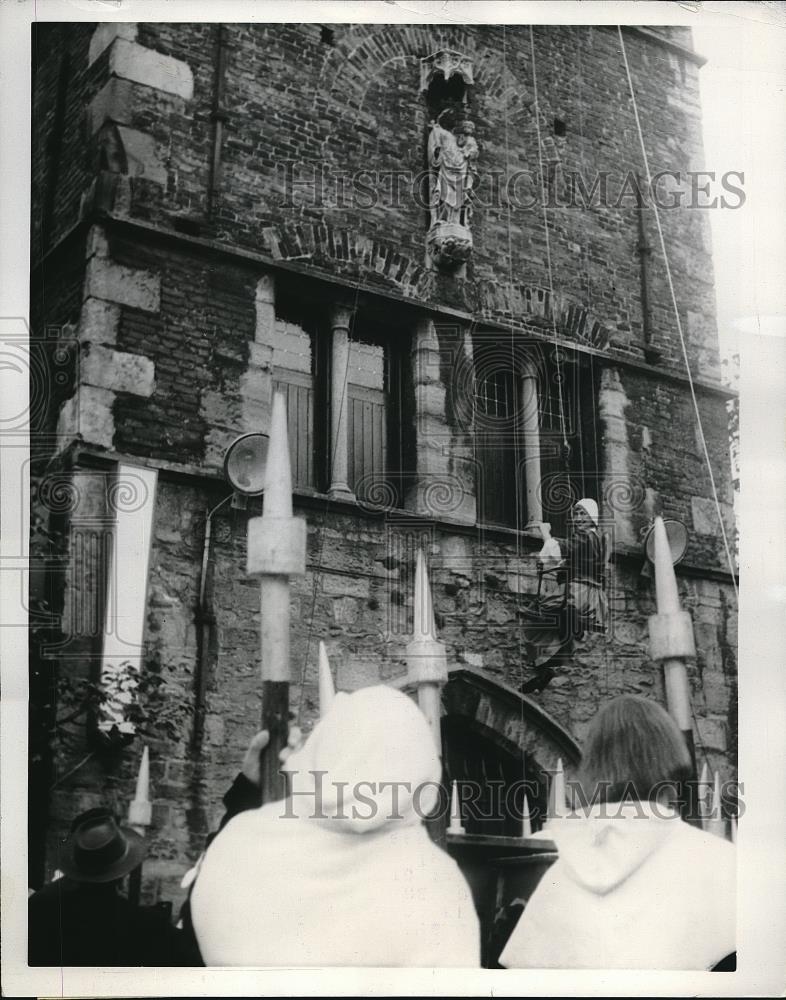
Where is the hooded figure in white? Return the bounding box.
[190,685,480,967]
[500,800,735,970]
[500,696,736,971]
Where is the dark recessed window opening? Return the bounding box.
[425,73,467,123]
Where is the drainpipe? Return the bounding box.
[191,494,231,751]
[636,172,661,365]
[207,24,231,219]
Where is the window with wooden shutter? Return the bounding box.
[473,338,599,535]
[474,363,523,528]
[271,318,317,491]
[345,327,407,508]
[538,352,600,537]
[347,337,386,501]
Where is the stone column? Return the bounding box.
[254,273,275,345]
[328,306,356,501]
[599,367,636,546]
[520,363,543,527]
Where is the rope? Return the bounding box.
[529,25,568,453]
[617,27,739,600]
[690,699,714,776]
[575,27,611,696]
[503,27,529,748]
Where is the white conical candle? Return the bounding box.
[128,745,152,829]
[263,391,293,519]
[698,760,711,829]
[706,770,726,839]
[413,548,437,640]
[318,641,335,717]
[521,792,533,838]
[648,516,696,733]
[134,745,150,802]
[652,517,680,615]
[448,780,465,835]
[547,759,567,820]
[406,547,448,755]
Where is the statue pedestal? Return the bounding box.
[427,220,473,269]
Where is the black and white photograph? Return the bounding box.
[1,1,784,996]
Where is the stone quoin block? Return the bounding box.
[112,126,167,186]
[88,22,139,66]
[81,343,156,396]
[254,275,276,344]
[248,342,274,372]
[240,393,269,437]
[108,39,194,101]
[691,495,734,537]
[695,715,728,753]
[56,384,115,449]
[239,362,272,406]
[77,299,121,346]
[84,257,161,313]
[87,77,137,134]
[86,226,110,260]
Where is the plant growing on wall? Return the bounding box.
[54,657,191,760]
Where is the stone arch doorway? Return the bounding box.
[440,667,581,835]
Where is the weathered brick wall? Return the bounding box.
[35,24,719,378]
[32,21,738,905]
[43,477,736,907]
[44,223,733,572]
[32,24,103,262]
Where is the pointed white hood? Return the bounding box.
[551,800,679,895]
[191,686,479,967]
[284,686,441,833]
[501,801,736,970]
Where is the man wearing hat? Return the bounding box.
[28,807,176,966]
[520,498,608,693]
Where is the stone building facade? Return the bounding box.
[30,21,737,906]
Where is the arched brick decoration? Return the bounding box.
[314,23,534,125]
[442,666,581,772]
[262,222,430,296]
[261,224,612,349]
[473,282,612,349]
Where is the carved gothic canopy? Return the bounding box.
[420,50,475,93]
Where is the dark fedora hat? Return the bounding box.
[59,808,146,883]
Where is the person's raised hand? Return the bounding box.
[241,730,271,786]
[279,726,304,772]
[240,723,306,786]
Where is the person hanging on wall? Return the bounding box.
[519,498,607,694]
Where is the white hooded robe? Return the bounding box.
[500,800,736,970]
[190,686,480,967]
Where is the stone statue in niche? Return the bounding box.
[426,112,478,269]
[428,113,478,226]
